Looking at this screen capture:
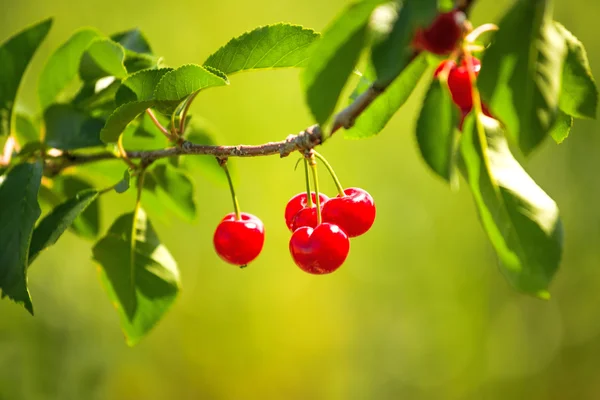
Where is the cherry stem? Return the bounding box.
[308,153,322,225]
[312,151,345,196]
[146,109,172,140]
[303,158,314,208]
[219,158,241,220]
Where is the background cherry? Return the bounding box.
[284,192,329,231]
[413,11,465,55]
[446,57,481,111]
[289,223,350,274]
[213,212,265,266]
[321,188,376,238]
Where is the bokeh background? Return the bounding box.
[1,0,600,399]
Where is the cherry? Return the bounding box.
[291,207,319,231]
[289,223,350,274]
[321,188,376,238]
[284,192,329,231]
[213,212,265,266]
[413,11,465,55]
[446,57,481,111]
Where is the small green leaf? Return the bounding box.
[114,169,131,194]
[370,0,437,85]
[0,161,43,314]
[92,210,180,346]
[111,28,152,54]
[301,0,385,125]
[38,28,101,109]
[73,79,121,114]
[146,162,197,222]
[44,104,104,150]
[460,114,563,296]
[15,113,40,147]
[115,68,173,106]
[100,100,154,143]
[79,38,128,81]
[478,0,566,155]
[29,189,99,265]
[0,18,52,136]
[554,22,598,120]
[153,64,229,113]
[204,24,319,74]
[345,53,429,139]
[416,79,460,182]
[54,176,101,239]
[549,110,573,144]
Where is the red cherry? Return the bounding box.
[446,57,482,111]
[291,207,318,231]
[413,11,465,55]
[434,60,456,78]
[321,188,376,238]
[289,223,350,274]
[284,192,329,231]
[213,212,265,266]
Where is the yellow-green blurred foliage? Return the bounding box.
[2,0,600,399]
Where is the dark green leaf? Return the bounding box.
[44,104,104,150]
[416,79,460,182]
[29,189,99,264]
[38,28,101,109]
[460,114,563,297]
[111,28,152,54]
[54,176,101,239]
[554,22,598,120]
[114,169,131,194]
[73,79,121,115]
[0,161,43,313]
[100,100,154,143]
[153,64,229,114]
[92,210,180,346]
[549,110,573,144]
[478,1,566,155]
[147,163,196,222]
[346,53,429,139]
[0,18,52,136]
[79,38,128,81]
[204,24,319,74]
[15,113,39,147]
[301,0,385,125]
[371,0,437,85]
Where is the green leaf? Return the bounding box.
[204,24,319,74]
[146,163,197,222]
[116,68,173,106]
[460,114,563,296]
[100,100,154,143]
[416,79,461,182]
[478,0,566,155]
[0,161,43,313]
[92,210,180,346]
[54,176,101,239]
[38,28,101,110]
[345,53,429,139]
[370,0,437,85]
[114,169,131,194]
[301,0,385,125]
[153,64,229,113]
[184,118,227,186]
[111,28,152,54]
[124,112,170,150]
[79,38,128,81]
[549,110,573,144]
[44,104,104,150]
[554,22,598,120]
[15,113,40,147]
[29,189,99,265]
[73,79,121,114]
[0,18,52,137]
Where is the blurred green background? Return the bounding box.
[2,0,600,399]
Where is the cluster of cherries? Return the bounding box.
[212,155,375,275]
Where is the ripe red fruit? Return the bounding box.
[213,212,265,266]
[284,192,329,231]
[291,207,319,231]
[289,223,350,274]
[413,11,465,55]
[446,57,481,111]
[322,188,376,238]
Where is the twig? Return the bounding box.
[146,109,172,140]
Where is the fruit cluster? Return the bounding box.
[212,154,375,274]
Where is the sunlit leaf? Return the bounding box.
[79,38,128,81]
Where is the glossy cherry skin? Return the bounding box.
[289,223,350,275]
[413,11,465,55]
[321,188,376,238]
[291,207,319,231]
[213,212,265,266]
[446,57,481,111]
[284,192,329,231]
